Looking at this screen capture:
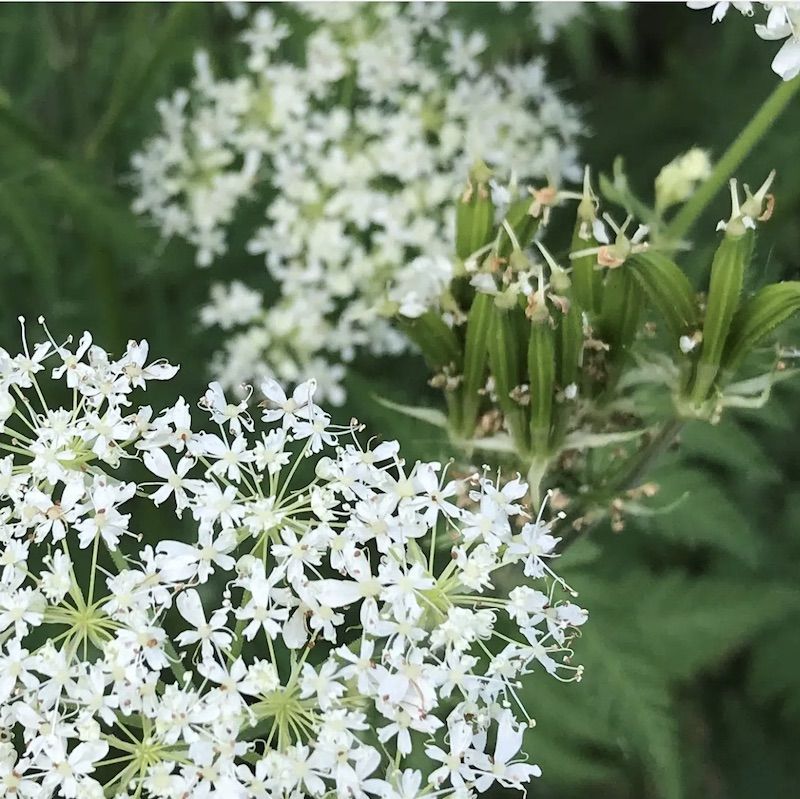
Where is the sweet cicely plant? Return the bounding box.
[0,320,585,798]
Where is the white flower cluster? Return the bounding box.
[0,321,585,798]
[688,1,800,80]
[131,2,582,403]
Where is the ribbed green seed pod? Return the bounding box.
[487,302,529,453]
[570,222,602,314]
[720,281,800,381]
[598,267,641,358]
[455,162,495,260]
[690,230,754,404]
[556,296,583,390]
[398,311,461,371]
[528,317,556,456]
[461,292,493,438]
[627,252,699,345]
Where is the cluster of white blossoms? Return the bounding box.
[131,2,583,404]
[0,320,585,798]
[688,1,800,80]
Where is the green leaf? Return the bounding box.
[644,465,762,564]
[679,418,780,482]
[85,4,200,157]
[634,574,800,680]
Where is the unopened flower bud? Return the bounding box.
[654,148,712,212]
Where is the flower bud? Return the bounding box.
[654,148,712,213]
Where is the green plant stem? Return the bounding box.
[668,75,800,241]
[608,418,684,494]
[559,419,684,546]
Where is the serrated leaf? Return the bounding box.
[634,575,800,680]
[644,465,762,564]
[578,620,683,799]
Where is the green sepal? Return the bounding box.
[691,230,755,403]
[720,281,800,380]
[455,174,495,260]
[487,302,529,453]
[461,292,493,437]
[627,252,698,344]
[528,318,556,456]
[398,311,462,370]
[497,197,540,259]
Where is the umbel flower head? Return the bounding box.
[132,2,582,404]
[0,320,585,798]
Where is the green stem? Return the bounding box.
[607,419,684,494]
[668,75,800,241]
[558,419,684,547]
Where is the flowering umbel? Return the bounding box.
[132,3,582,404]
[0,320,585,798]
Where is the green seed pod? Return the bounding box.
[461,291,494,437]
[556,296,583,390]
[570,222,602,314]
[690,229,755,403]
[497,197,540,260]
[398,311,462,371]
[487,302,529,452]
[455,162,495,260]
[627,252,699,345]
[721,281,800,380]
[528,315,556,456]
[598,267,641,359]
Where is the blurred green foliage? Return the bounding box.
[1,3,799,798]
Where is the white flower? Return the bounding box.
[132,3,582,404]
[689,1,800,80]
[755,3,800,80]
[687,1,753,23]
[0,320,584,797]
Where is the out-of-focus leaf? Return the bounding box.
[644,465,762,564]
